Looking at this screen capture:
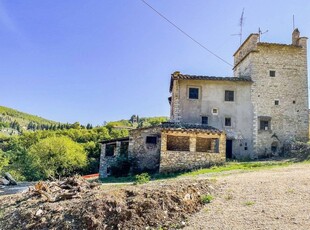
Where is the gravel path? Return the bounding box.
[185,164,310,230]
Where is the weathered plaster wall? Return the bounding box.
[175,79,253,158]
[159,130,226,173]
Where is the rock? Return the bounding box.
[184,193,191,200]
[4,172,17,185]
[0,178,10,185]
[36,209,44,217]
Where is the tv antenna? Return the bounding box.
[258,27,268,42]
[231,8,245,45]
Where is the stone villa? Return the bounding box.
[99,29,308,178]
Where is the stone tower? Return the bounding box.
[233,29,308,157]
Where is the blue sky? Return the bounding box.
[0,0,309,125]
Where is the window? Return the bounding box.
[293,100,296,104]
[225,90,234,101]
[146,136,157,144]
[167,135,190,151]
[260,120,269,130]
[212,108,218,115]
[105,144,116,156]
[188,87,199,99]
[275,100,279,105]
[225,117,231,126]
[269,70,276,77]
[201,116,208,125]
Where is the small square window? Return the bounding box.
[269,70,276,77]
[293,100,296,104]
[189,88,199,99]
[225,90,234,101]
[146,136,157,144]
[244,147,248,150]
[201,116,208,125]
[275,100,279,105]
[212,108,218,115]
[225,117,231,126]
[260,120,269,130]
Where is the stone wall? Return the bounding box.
[170,73,181,122]
[234,30,309,157]
[99,143,119,178]
[128,126,162,173]
[160,130,226,173]
[234,33,259,67]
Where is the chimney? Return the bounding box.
[173,71,180,77]
[292,28,300,45]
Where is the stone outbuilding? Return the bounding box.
[99,122,226,178]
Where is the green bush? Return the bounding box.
[27,136,87,180]
[109,156,131,177]
[134,172,151,184]
[200,194,213,204]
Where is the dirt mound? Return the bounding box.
[0,177,214,230]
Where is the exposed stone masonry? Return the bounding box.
[160,129,226,173]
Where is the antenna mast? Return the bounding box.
[293,15,295,30]
[258,27,268,42]
[231,8,245,45]
[239,8,244,45]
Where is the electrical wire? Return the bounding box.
[140,0,233,67]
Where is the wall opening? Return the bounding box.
[120,142,129,156]
[167,135,190,151]
[271,141,278,153]
[146,136,157,144]
[105,144,116,156]
[196,137,211,152]
[226,140,233,158]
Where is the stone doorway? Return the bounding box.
[226,140,233,159]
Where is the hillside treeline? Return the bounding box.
[0,116,167,181]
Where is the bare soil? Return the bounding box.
[0,177,214,230]
[1,164,309,230]
[185,164,310,230]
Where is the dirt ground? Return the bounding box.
[0,177,214,230]
[1,164,310,229]
[185,164,310,230]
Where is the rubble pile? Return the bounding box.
[0,177,214,230]
[30,176,99,202]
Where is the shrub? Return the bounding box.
[27,136,87,180]
[200,194,213,204]
[134,172,151,184]
[109,156,131,177]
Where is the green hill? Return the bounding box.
[0,105,169,136]
[0,106,59,135]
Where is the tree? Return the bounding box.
[28,136,87,180]
[0,150,9,172]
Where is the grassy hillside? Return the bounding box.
[0,106,169,136]
[0,106,58,135]
[0,106,57,125]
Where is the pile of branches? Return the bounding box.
[30,176,98,202]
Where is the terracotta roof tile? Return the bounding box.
[170,73,252,92]
[161,122,223,133]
